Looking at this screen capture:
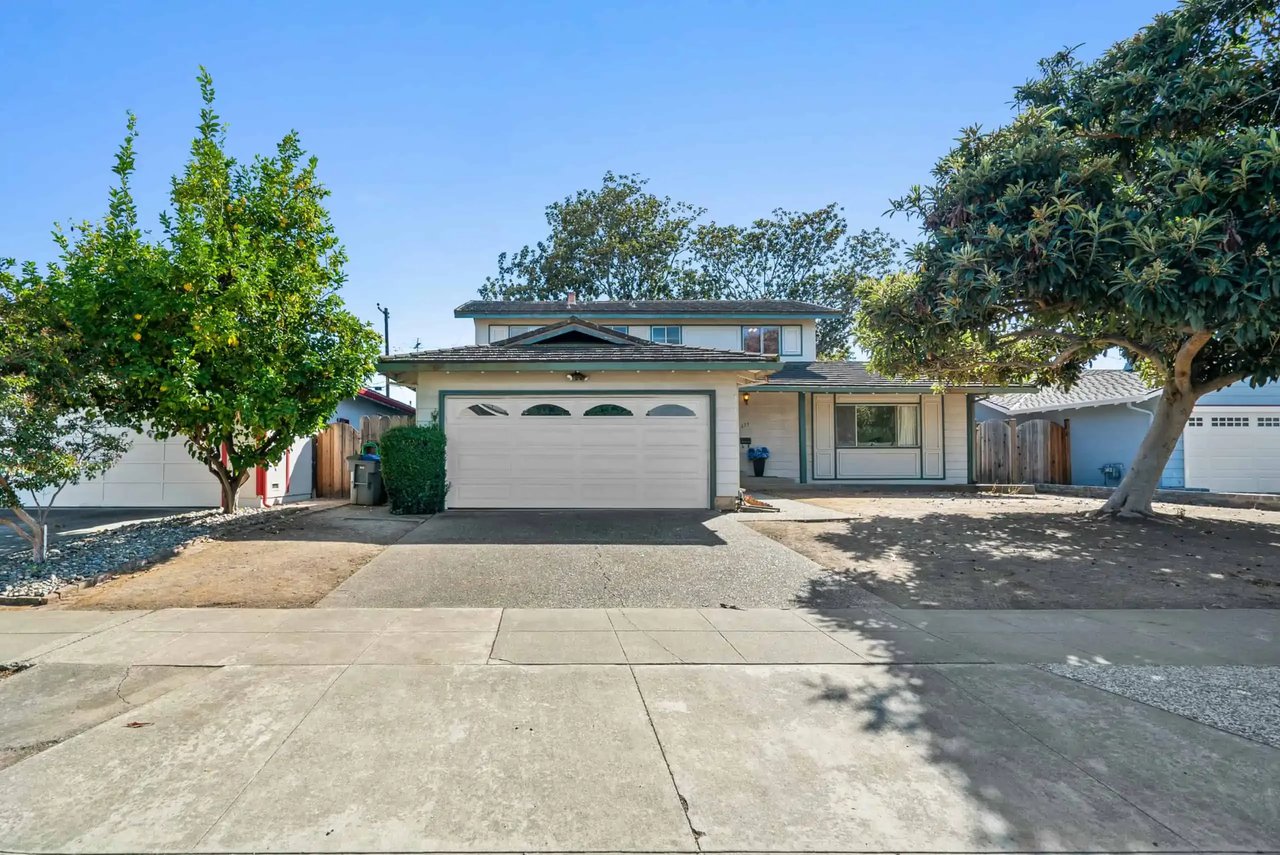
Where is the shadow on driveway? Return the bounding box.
[399,509,725,546]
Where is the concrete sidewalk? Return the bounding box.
[0,607,1277,852]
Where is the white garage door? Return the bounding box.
[444,394,711,509]
[35,431,221,508]
[1183,407,1280,494]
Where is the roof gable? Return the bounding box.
[494,317,647,347]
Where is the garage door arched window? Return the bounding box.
[466,403,509,416]
[646,404,696,417]
[584,404,633,417]
[521,403,571,416]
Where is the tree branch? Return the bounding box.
[1173,331,1212,391]
[1193,370,1248,397]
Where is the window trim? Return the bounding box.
[834,403,921,449]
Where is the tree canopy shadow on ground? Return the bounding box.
[754,495,1280,609]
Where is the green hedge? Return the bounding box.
[379,424,448,514]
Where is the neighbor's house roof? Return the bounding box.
[357,387,416,416]
[378,317,777,378]
[455,299,842,318]
[981,369,1159,415]
[744,361,1028,394]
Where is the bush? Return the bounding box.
[379,424,448,514]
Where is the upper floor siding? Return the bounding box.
[473,317,820,362]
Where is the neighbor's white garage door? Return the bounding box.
[444,394,710,509]
[1183,407,1280,494]
[37,431,221,508]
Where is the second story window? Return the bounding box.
[650,325,682,344]
[602,325,629,335]
[742,325,803,355]
[742,326,781,354]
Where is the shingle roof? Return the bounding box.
[380,317,775,366]
[983,369,1159,414]
[751,361,939,389]
[455,299,842,317]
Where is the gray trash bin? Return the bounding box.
[348,455,386,505]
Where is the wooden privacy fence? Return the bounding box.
[313,415,415,499]
[359,414,413,445]
[974,418,1071,484]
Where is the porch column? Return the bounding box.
[797,391,807,484]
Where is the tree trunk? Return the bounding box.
[207,459,250,515]
[2,504,47,562]
[1098,384,1198,517]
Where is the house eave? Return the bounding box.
[745,384,1030,395]
[380,360,779,373]
[455,310,843,320]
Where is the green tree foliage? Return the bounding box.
[1,263,130,562]
[693,206,900,358]
[379,425,448,514]
[481,174,900,357]
[856,0,1280,516]
[482,172,704,301]
[59,70,382,513]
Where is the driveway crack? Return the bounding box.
[627,664,705,850]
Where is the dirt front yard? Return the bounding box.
[748,493,1280,609]
[53,505,424,610]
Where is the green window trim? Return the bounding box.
[649,325,683,344]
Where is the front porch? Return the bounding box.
[736,388,974,486]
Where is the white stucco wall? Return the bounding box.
[413,368,748,502]
[739,391,801,480]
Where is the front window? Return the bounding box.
[650,325,682,344]
[742,326,781,354]
[835,404,919,447]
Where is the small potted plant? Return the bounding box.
[747,446,770,477]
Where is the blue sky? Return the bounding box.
[3,1,1169,356]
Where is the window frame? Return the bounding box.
[741,325,781,355]
[834,403,921,449]
[649,325,683,345]
[602,325,630,335]
[646,403,697,417]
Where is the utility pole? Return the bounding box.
[375,304,391,394]
[375,303,390,355]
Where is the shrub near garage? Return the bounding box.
[379,425,448,514]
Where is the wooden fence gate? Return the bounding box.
[314,422,360,498]
[312,416,415,499]
[974,418,1071,484]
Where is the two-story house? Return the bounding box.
[381,297,1009,510]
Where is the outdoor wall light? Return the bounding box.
[566,371,588,382]
[742,392,751,405]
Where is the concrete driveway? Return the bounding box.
[1,607,1278,852]
[319,509,858,608]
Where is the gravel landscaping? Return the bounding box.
[1043,664,1280,748]
[1,506,293,601]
